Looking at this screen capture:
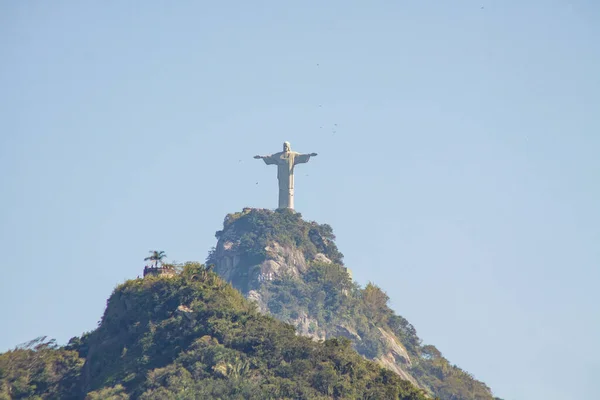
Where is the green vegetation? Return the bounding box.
[144,250,167,267]
[260,271,493,398]
[211,208,343,268]
[210,208,496,400]
[0,208,499,399]
[1,263,428,399]
[0,337,83,400]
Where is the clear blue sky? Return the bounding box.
[1,1,598,399]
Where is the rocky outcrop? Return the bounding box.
[261,241,310,278]
[378,327,412,367]
[247,290,267,313]
[375,328,420,388]
[212,239,242,284]
[214,242,419,387]
[330,324,362,342]
[288,311,325,341]
[377,353,420,388]
[214,236,333,292]
[176,304,197,327]
[314,253,332,264]
[209,209,420,391]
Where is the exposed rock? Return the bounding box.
[330,324,362,341]
[210,209,420,391]
[314,253,332,264]
[213,241,242,284]
[214,239,309,291]
[263,241,309,276]
[247,290,267,313]
[289,311,325,341]
[372,328,420,390]
[376,353,420,388]
[176,304,196,327]
[378,327,412,367]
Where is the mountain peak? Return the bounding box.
[0,209,499,399]
[209,208,347,294]
[209,208,497,400]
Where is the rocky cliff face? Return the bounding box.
[208,208,496,400]
[209,208,422,391]
[214,234,420,383]
[215,239,310,289]
[376,328,419,387]
[213,235,338,341]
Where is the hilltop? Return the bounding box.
[207,208,499,400]
[0,208,501,399]
[0,263,427,399]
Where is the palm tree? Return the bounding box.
[144,250,167,268]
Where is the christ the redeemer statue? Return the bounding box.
[254,141,317,210]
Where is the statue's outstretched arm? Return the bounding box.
[255,154,277,165]
[294,152,317,165]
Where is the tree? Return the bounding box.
[362,282,391,324]
[144,250,167,268]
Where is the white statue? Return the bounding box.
[254,142,317,209]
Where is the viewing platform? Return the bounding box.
[143,265,176,278]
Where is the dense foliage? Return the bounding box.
[210,209,497,400]
[1,263,428,400]
[0,208,500,399]
[0,337,83,400]
[260,271,494,399]
[211,208,344,267]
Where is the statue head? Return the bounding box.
[283,141,291,152]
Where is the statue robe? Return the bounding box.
[262,151,312,209]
